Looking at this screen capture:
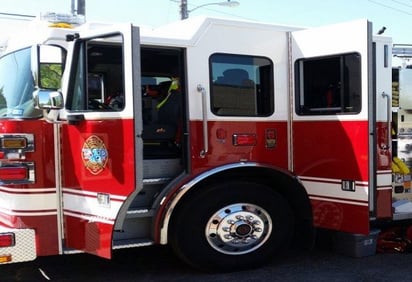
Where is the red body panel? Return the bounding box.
[186,118,392,234]
[0,120,59,256]
[311,199,369,233]
[293,120,370,233]
[65,216,112,258]
[375,121,392,219]
[376,121,391,171]
[61,119,135,194]
[0,120,56,187]
[294,120,369,180]
[61,118,136,258]
[376,188,392,218]
[189,120,288,173]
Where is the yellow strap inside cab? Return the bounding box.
[156,78,179,110]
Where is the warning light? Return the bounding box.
[0,254,12,263]
[0,233,15,248]
[232,134,257,146]
[1,137,27,149]
[0,166,28,181]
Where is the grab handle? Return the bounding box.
[381,92,391,150]
[197,84,208,158]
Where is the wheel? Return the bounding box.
[168,181,294,272]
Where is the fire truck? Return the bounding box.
[391,45,412,212]
[0,13,404,271]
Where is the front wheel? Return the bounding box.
[168,181,294,272]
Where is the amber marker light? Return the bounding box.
[1,137,27,149]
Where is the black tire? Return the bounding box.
[168,181,294,272]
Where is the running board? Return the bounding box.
[126,208,154,218]
[143,177,171,185]
[112,238,154,249]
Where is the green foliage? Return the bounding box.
[40,63,62,89]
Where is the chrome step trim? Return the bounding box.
[143,177,170,185]
[126,208,154,218]
[113,239,154,249]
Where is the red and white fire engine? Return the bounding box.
[0,12,408,271]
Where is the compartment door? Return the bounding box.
[291,20,373,234]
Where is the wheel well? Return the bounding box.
[174,166,315,250]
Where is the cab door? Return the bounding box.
[291,20,374,234]
[59,24,141,258]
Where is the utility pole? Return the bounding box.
[180,0,188,20]
[71,0,86,16]
[179,0,239,20]
[77,0,85,16]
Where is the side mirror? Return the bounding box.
[33,89,63,110]
[31,45,65,90]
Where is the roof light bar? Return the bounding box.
[41,12,85,25]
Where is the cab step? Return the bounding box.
[113,238,154,250]
[126,208,154,218]
[143,177,171,185]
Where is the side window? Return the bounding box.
[295,53,361,115]
[210,53,273,116]
[67,34,124,111]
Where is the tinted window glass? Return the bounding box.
[210,53,273,116]
[295,53,361,115]
[67,34,124,111]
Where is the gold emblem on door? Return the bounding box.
[82,135,108,175]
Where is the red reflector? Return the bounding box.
[216,128,227,140]
[0,233,15,248]
[0,167,28,181]
[233,134,257,146]
[265,128,277,148]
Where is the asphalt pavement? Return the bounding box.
[3,245,412,281]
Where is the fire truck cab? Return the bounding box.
[0,14,400,271]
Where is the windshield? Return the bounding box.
[0,48,42,118]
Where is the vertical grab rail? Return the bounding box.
[197,84,208,158]
[381,92,391,150]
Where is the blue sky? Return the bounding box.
[1,0,412,44]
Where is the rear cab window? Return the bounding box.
[209,53,274,117]
[295,53,362,115]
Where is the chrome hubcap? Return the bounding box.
[205,203,272,255]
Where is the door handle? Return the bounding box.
[381,92,391,150]
[67,114,85,125]
[197,84,208,158]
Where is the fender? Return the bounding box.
[156,162,311,245]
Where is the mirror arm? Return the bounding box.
[41,109,66,125]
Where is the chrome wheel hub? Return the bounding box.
[205,203,272,255]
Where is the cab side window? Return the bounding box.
[67,34,124,111]
[210,53,274,117]
[295,53,361,115]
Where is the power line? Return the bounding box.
[193,5,255,21]
[391,0,412,9]
[0,12,35,18]
[368,0,412,16]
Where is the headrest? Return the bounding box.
[220,69,249,86]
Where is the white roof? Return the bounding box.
[139,16,301,46]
